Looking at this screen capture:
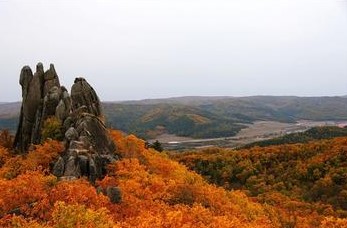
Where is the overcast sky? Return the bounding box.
[0,0,346,101]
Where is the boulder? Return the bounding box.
[106,187,122,204]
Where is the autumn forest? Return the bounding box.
[1,125,347,227]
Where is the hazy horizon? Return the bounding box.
[1,0,347,102]
[2,94,347,104]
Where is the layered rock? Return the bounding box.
[14,63,119,183]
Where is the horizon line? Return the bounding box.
[2,94,347,104]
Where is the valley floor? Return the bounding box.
[153,120,347,150]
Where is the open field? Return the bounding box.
[156,120,347,150]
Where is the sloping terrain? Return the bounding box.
[241,126,347,149]
[105,96,347,139]
[0,102,21,119]
[1,129,347,227]
[172,136,347,225]
[2,96,347,139]
[0,131,280,227]
[103,103,245,139]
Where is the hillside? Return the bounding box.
[0,102,21,119]
[1,130,347,227]
[103,102,245,139]
[2,96,347,139]
[105,96,347,140]
[172,136,347,222]
[0,130,283,227]
[241,126,347,149]
[0,102,21,133]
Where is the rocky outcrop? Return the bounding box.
[71,77,102,117]
[43,64,60,96]
[55,86,71,122]
[14,63,66,150]
[53,112,118,183]
[14,63,119,183]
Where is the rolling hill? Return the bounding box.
[105,96,347,139]
[172,136,347,221]
[241,126,347,149]
[2,96,347,139]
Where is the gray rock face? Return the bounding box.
[19,66,33,100]
[43,64,60,96]
[14,62,120,183]
[54,112,118,183]
[75,113,116,155]
[15,66,35,152]
[52,156,65,177]
[71,77,102,117]
[14,63,67,151]
[55,86,71,122]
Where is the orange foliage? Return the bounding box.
[173,137,347,226]
[98,130,273,227]
[30,179,111,221]
[0,215,43,228]
[0,139,63,179]
[0,171,55,218]
[0,130,14,149]
[0,146,10,167]
[2,129,346,227]
[51,201,118,228]
[321,217,347,228]
[48,179,110,209]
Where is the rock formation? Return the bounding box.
[71,77,102,117]
[53,109,118,183]
[14,63,67,150]
[14,63,119,183]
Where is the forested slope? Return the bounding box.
[1,129,347,227]
[172,136,347,222]
[0,130,279,227]
[3,96,347,139]
[242,126,347,149]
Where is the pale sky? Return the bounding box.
[0,0,347,101]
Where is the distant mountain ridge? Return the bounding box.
[0,102,21,118]
[2,96,347,139]
[112,95,347,105]
[106,96,347,139]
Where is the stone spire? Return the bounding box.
[14,63,119,183]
